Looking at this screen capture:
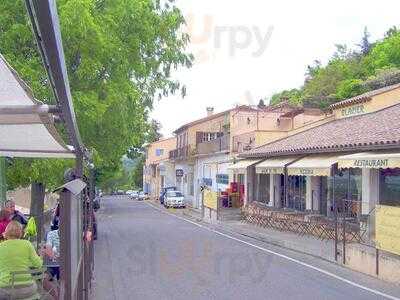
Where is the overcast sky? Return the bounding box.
[151,0,400,137]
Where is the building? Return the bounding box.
[143,137,177,200]
[169,103,326,209]
[228,102,327,206]
[236,83,400,246]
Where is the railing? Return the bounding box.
[196,135,230,155]
[169,145,191,160]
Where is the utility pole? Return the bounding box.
[0,157,6,207]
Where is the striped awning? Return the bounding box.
[256,157,298,174]
[338,152,400,169]
[228,159,261,172]
[287,155,339,177]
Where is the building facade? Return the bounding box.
[143,137,177,200]
[236,84,400,246]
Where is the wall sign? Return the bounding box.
[176,169,184,177]
[340,104,366,118]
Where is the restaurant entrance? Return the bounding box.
[287,175,306,211]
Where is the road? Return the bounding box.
[90,196,400,300]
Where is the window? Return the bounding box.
[288,176,306,211]
[237,174,245,185]
[331,169,362,217]
[379,169,400,207]
[167,191,183,197]
[155,149,164,156]
[257,174,270,204]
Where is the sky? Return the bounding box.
[151,0,400,137]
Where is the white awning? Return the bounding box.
[228,159,261,172]
[256,157,298,174]
[287,155,338,176]
[0,54,74,158]
[338,152,400,169]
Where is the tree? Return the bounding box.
[0,0,192,189]
[257,99,266,108]
[357,27,372,56]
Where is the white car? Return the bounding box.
[130,191,139,199]
[138,191,146,201]
[164,191,185,208]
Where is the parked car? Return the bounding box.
[138,191,146,201]
[159,186,177,204]
[164,191,185,208]
[117,190,125,195]
[130,190,139,200]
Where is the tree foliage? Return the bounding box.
[270,28,400,109]
[0,0,192,189]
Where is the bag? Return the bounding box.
[24,217,37,238]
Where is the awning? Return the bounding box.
[0,54,75,158]
[338,152,400,169]
[228,159,261,172]
[256,157,298,174]
[287,155,338,176]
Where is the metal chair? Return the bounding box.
[8,268,55,300]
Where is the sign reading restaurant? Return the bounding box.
[353,159,389,168]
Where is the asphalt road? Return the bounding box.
[90,196,400,300]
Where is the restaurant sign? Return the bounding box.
[353,159,388,168]
[376,205,400,256]
[339,104,366,118]
[339,156,400,169]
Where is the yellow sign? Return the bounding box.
[376,205,400,256]
[203,190,218,210]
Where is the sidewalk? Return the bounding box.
[148,199,400,285]
[149,199,335,262]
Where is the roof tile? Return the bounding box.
[243,104,400,158]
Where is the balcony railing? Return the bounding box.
[169,145,191,160]
[196,134,230,155]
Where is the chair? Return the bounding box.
[9,268,56,300]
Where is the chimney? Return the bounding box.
[206,107,214,117]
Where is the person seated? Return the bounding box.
[45,227,60,281]
[0,221,43,299]
[4,200,28,227]
[0,210,10,241]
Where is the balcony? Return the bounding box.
[196,134,230,155]
[169,145,191,160]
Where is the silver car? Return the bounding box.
[164,191,185,208]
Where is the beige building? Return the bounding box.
[143,137,177,199]
[167,103,327,208]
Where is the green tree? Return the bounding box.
[0,0,192,189]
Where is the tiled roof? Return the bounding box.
[173,105,258,134]
[329,83,400,110]
[242,104,400,158]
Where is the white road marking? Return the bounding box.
[145,201,400,300]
